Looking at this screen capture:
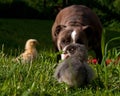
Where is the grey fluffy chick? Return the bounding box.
[54,43,94,87]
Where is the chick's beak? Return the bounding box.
[61,51,70,60]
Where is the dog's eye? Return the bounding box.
[66,40,70,44]
[61,39,65,44]
[76,39,84,44]
[61,39,70,44]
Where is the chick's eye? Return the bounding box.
[69,48,74,52]
[68,48,74,53]
[32,41,35,44]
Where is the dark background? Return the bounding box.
[0,0,120,23]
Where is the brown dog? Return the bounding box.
[52,5,102,63]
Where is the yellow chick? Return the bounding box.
[16,39,39,63]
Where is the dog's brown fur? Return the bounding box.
[52,5,102,63]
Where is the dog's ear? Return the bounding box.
[54,25,66,37]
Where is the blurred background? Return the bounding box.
[0,0,120,55]
[0,0,120,21]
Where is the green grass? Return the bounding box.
[0,19,120,95]
[0,47,120,96]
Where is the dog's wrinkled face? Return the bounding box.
[55,25,91,60]
[57,26,88,51]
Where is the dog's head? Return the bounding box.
[54,25,92,52]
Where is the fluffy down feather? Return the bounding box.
[15,39,38,63]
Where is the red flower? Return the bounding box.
[105,59,112,65]
[92,58,98,64]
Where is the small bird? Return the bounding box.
[15,39,39,64]
[54,43,94,87]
